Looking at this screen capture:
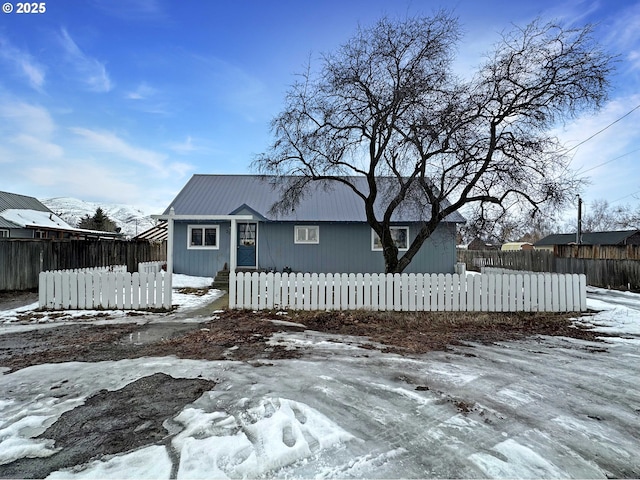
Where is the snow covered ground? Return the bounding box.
[0,278,639,478]
[0,274,224,333]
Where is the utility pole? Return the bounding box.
[576,195,582,245]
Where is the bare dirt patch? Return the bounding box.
[290,309,604,355]
[0,373,216,479]
[0,309,605,373]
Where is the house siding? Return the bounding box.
[172,220,457,275]
[6,228,34,239]
[172,221,231,277]
[259,222,456,274]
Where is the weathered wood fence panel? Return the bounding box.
[0,239,166,291]
[229,272,586,312]
[555,244,640,260]
[38,271,172,310]
[457,249,640,289]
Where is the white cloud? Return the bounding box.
[28,161,140,202]
[168,136,196,155]
[11,134,64,159]
[70,127,167,172]
[167,161,194,178]
[605,2,640,52]
[58,28,112,93]
[0,38,46,91]
[628,50,640,71]
[126,82,158,100]
[0,101,56,137]
[554,94,640,202]
[68,127,195,180]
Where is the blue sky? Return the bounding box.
[1,0,639,217]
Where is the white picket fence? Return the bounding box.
[54,265,127,274]
[138,261,166,274]
[39,270,172,310]
[229,272,587,312]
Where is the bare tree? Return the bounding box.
[577,199,640,232]
[254,13,614,273]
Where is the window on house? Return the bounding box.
[188,225,219,249]
[0,229,8,238]
[294,225,319,244]
[372,227,409,251]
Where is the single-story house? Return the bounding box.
[534,230,640,251]
[0,190,121,240]
[466,237,499,251]
[501,242,534,251]
[154,174,466,277]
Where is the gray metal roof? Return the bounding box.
[0,217,21,229]
[535,230,640,246]
[0,191,52,229]
[164,175,466,223]
[0,191,52,213]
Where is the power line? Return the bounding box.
[611,189,640,204]
[577,147,640,175]
[565,103,640,154]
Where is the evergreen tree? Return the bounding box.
[78,207,119,232]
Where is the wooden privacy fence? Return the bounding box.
[229,272,587,312]
[39,270,172,310]
[458,249,640,289]
[0,239,166,291]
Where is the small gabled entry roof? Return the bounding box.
[535,230,640,246]
[164,174,466,223]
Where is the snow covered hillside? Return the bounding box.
[40,197,157,238]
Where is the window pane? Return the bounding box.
[296,227,306,242]
[392,228,408,249]
[204,228,217,246]
[190,228,203,246]
[308,227,318,242]
[373,232,382,250]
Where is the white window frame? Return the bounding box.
[187,225,220,250]
[372,226,409,251]
[294,225,319,244]
[0,229,8,238]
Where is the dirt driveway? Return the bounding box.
[0,293,635,479]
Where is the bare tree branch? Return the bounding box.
[253,13,614,272]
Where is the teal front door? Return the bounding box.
[237,222,257,267]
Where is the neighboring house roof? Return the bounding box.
[0,190,124,238]
[0,217,20,229]
[0,191,56,230]
[0,209,79,232]
[0,190,51,213]
[164,175,466,223]
[535,230,640,246]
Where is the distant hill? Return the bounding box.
[40,197,157,238]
